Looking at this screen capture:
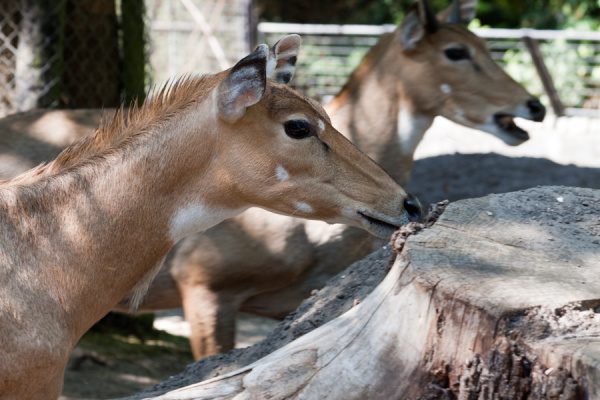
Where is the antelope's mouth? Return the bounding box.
[357,211,401,238]
[494,113,529,141]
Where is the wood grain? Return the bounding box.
[144,187,600,399]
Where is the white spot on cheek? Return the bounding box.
[295,202,313,213]
[275,165,290,182]
[318,119,325,132]
[440,84,452,94]
[169,203,244,241]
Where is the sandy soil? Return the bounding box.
[60,115,600,399]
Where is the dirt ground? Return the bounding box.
[60,116,600,399]
[59,313,278,400]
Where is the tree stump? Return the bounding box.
[135,186,600,399]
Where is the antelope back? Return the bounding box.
[370,0,545,145]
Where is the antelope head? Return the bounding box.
[399,0,545,145]
[179,36,422,240]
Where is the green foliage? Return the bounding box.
[82,313,191,358]
[501,39,597,108]
[257,0,600,31]
[477,0,600,30]
[258,0,446,25]
[79,329,192,358]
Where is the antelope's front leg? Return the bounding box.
[178,283,240,360]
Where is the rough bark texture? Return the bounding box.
[127,186,600,400]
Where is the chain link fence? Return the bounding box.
[0,3,18,117]
[2,2,599,119]
[147,0,253,84]
[0,0,149,118]
[0,0,253,118]
[257,23,389,103]
[481,29,600,116]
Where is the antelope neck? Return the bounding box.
[327,69,434,185]
[0,115,235,340]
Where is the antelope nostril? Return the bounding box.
[404,196,423,222]
[527,99,546,122]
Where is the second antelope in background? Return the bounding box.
[327,0,545,185]
[0,0,545,361]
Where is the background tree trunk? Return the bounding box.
[120,0,148,106]
[14,0,63,111]
[11,0,147,111]
[131,186,600,399]
[61,0,119,108]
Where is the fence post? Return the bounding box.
[521,35,565,117]
[62,0,120,108]
[121,0,148,106]
[247,0,258,52]
[14,0,64,111]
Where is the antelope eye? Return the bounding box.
[284,119,312,139]
[444,47,470,61]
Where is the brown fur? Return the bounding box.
[34,78,215,180]
[0,39,416,399]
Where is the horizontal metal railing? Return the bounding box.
[257,22,600,117]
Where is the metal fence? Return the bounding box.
[147,0,252,84]
[2,4,599,119]
[258,22,600,117]
[476,28,600,117]
[0,0,150,117]
[0,0,252,118]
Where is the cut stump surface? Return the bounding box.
[131,186,600,399]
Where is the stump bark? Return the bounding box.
[134,186,600,399]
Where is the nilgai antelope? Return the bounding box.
[327,0,546,186]
[0,0,546,362]
[0,38,422,400]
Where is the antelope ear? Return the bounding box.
[217,44,268,122]
[267,34,301,85]
[399,4,426,50]
[437,0,477,25]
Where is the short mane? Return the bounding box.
[11,75,217,184]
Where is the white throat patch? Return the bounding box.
[169,203,244,241]
[397,105,433,158]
